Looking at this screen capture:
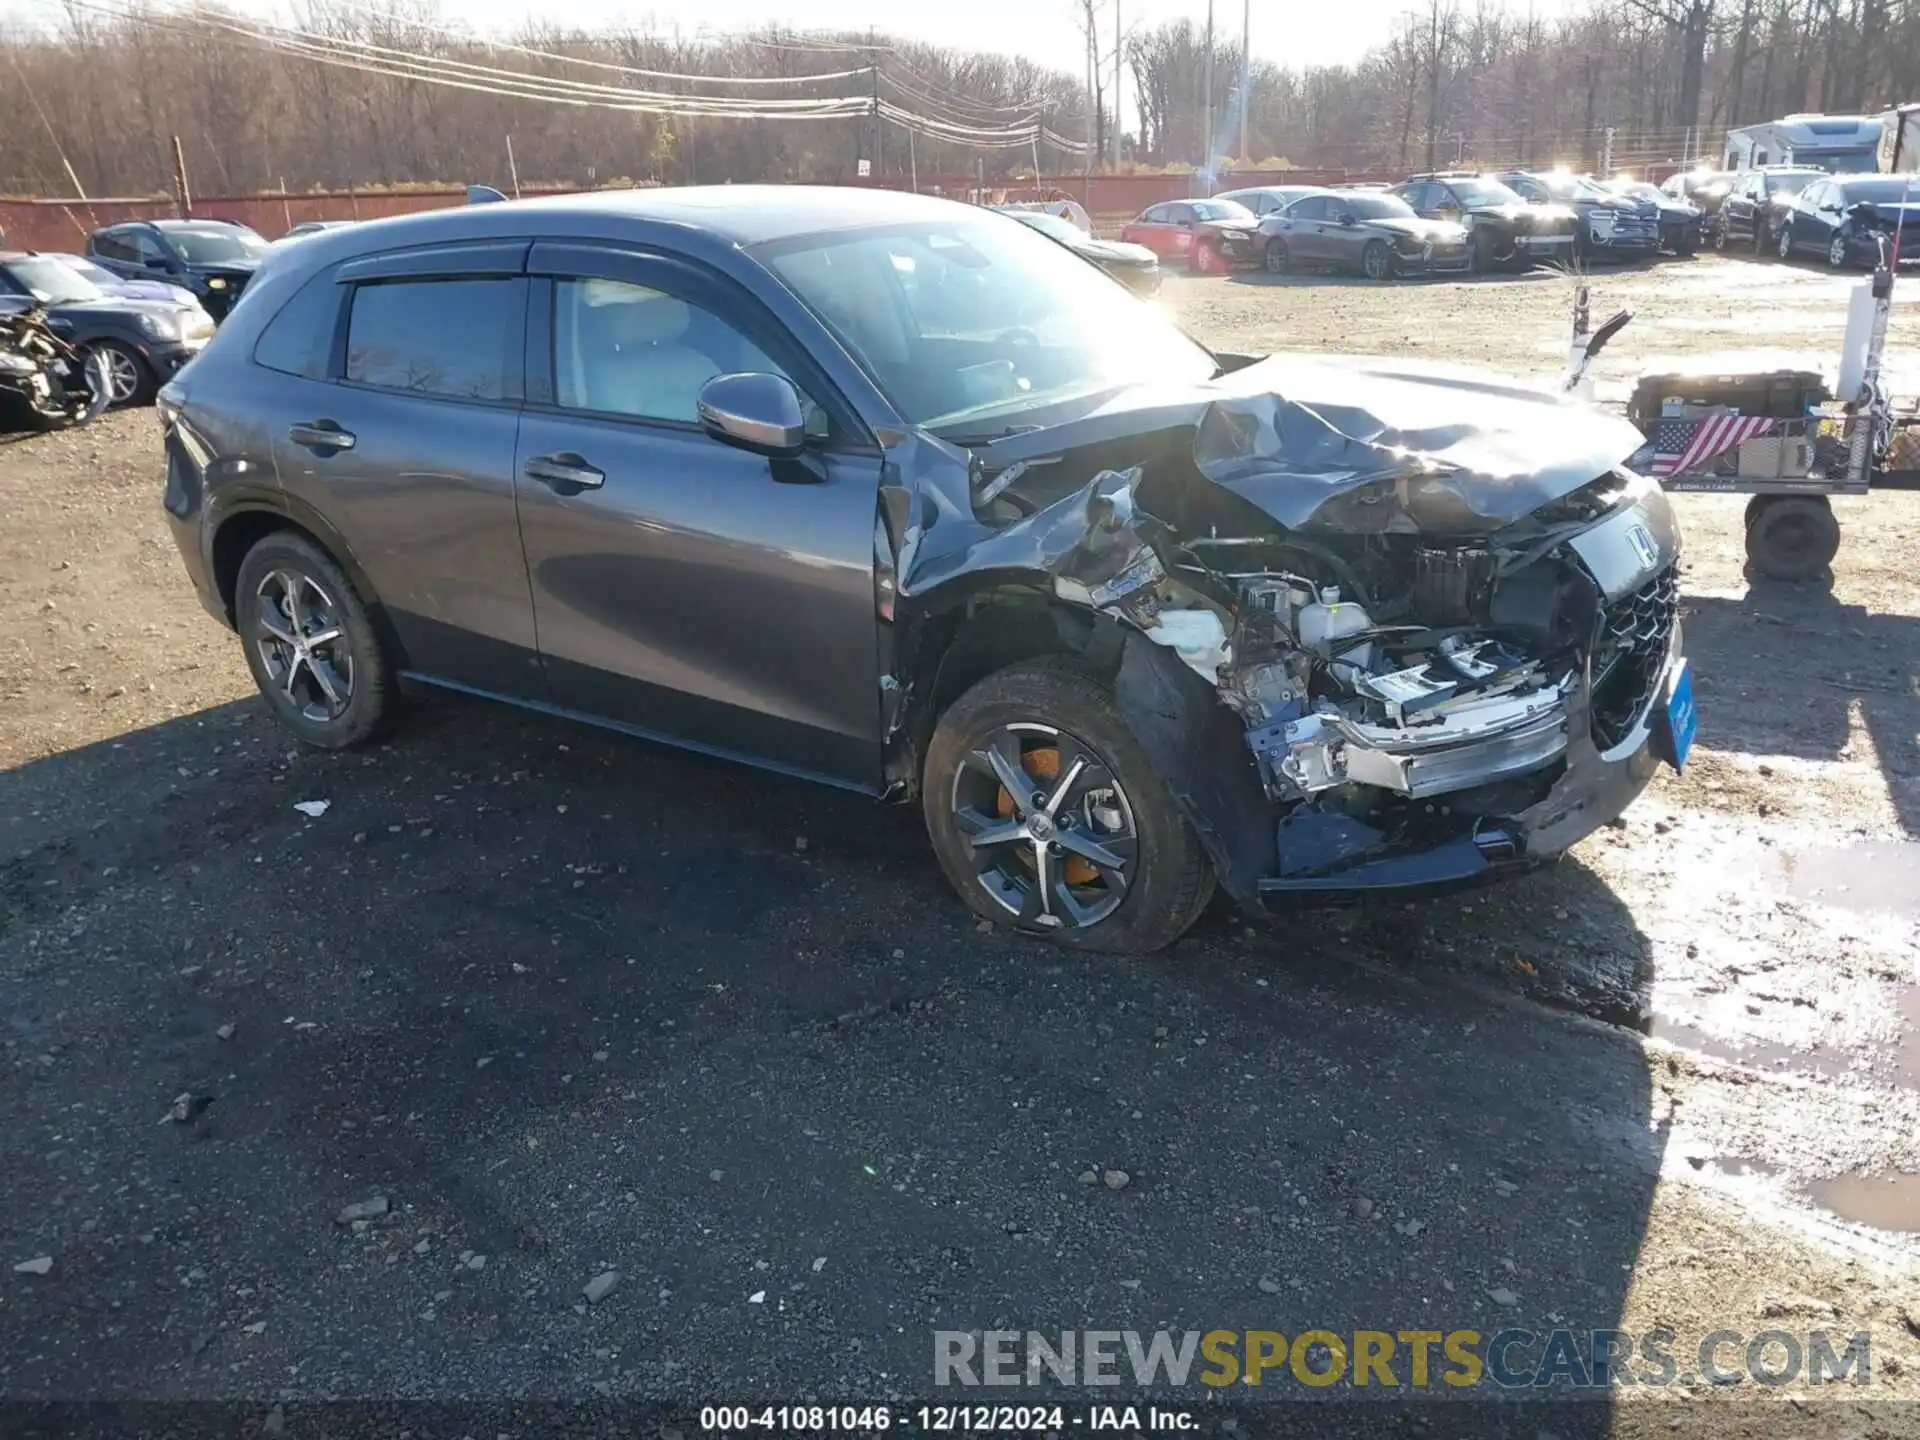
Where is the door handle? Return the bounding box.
[524,452,605,491]
[287,420,355,453]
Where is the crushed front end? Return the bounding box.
[899,353,1693,904]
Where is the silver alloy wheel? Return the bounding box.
[1777,226,1793,260]
[1829,233,1849,267]
[251,568,354,724]
[1263,237,1288,273]
[949,721,1137,930]
[93,344,141,404]
[1363,241,1391,280]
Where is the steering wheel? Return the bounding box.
[994,326,1040,347]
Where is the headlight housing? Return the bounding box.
[136,310,181,341]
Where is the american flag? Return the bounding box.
[1648,409,1776,476]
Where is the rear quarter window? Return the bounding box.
[253,268,344,380]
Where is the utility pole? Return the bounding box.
[1085,15,1095,182]
[1601,126,1615,175]
[1238,0,1249,167]
[870,34,882,180]
[170,135,192,218]
[1112,0,1123,170]
[1202,0,1214,190]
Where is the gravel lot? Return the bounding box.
[3,253,1920,1431]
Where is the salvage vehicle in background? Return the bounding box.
[280,220,358,241]
[1660,168,1739,223]
[1258,190,1470,278]
[1605,180,1705,255]
[159,186,1692,952]
[996,208,1162,297]
[48,251,201,306]
[1390,173,1578,272]
[1496,170,1660,260]
[0,252,214,406]
[1773,174,1920,267]
[86,218,268,320]
[1119,198,1261,273]
[0,298,113,431]
[1713,166,1823,253]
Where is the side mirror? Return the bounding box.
[698,372,807,458]
[1336,212,1356,226]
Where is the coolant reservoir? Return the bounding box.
[1297,587,1373,670]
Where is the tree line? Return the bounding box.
[2,0,1917,201]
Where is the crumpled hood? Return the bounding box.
[974,352,1648,537]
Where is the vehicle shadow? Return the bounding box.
[1683,581,1920,835]
[0,691,1659,1425]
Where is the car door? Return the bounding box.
[1284,196,1332,261]
[263,242,542,698]
[1392,183,1435,219]
[1724,176,1758,241]
[1161,203,1198,260]
[1123,205,1170,255]
[511,242,886,788]
[88,227,147,282]
[1323,198,1367,268]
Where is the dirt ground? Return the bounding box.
[4,253,1920,1432]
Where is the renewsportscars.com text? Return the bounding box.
[933,1328,1870,1390]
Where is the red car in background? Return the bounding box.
[1119,198,1261,274]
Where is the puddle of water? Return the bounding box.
[1646,1014,1854,1079]
[1765,840,1920,921]
[1809,1172,1920,1233]
[1687,1154,1781,1178]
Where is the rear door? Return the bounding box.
[265,242,542,697]
[511,242,886,787]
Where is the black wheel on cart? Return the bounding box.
[1746,495,1840,582]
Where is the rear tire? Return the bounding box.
[922,657,1215,953]
[1827,232,1850,269]
[234,531,395,749]
[1746,496,1840,582]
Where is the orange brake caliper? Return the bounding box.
[995,746,1100,886]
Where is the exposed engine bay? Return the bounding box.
[883,351,1688,901]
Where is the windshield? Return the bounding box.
[1616,182,1662,202]
[1008,211,1084,244]
[53,253,114,283]
[1447,177,1523,206]
[759,218,1216,434]
[162,226,266,264]
[2,256,103,305]
[1769,172,1820,196]
[1825,152,1882,174]
[1343,194,1417,220]
[1191,199,1254,222]
[1840,178,1920,204]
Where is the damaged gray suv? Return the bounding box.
[161,187,1695,952]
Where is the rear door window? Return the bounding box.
[254,269,345,380]
[343,278,523,401]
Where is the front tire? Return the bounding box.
[1262,236,1290,274]
[235,531,394,749]
[1189,240,1220,275]
[1827,232,1851,269]
[1777,225,1794,262]
[1361,239,1393,280]
[87,340,154,407]
[922,657,1214,953]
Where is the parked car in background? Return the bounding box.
[48,251,201,306]
[997,209,1162,297]
[281,220,358,241]
[1661,168,1739,222]
[86,218,268,320]
[158,186,1688,951]
[0,251,213,405]
[1390,173,1577,271]
[1774,173,1920,267]
[1214,184,1324,219]
[1713,166,1823,253]
[1495,170,1659,260]
[1119,198,1260,273]
[1260,190,1470,278]
[1605,180,1704,254]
